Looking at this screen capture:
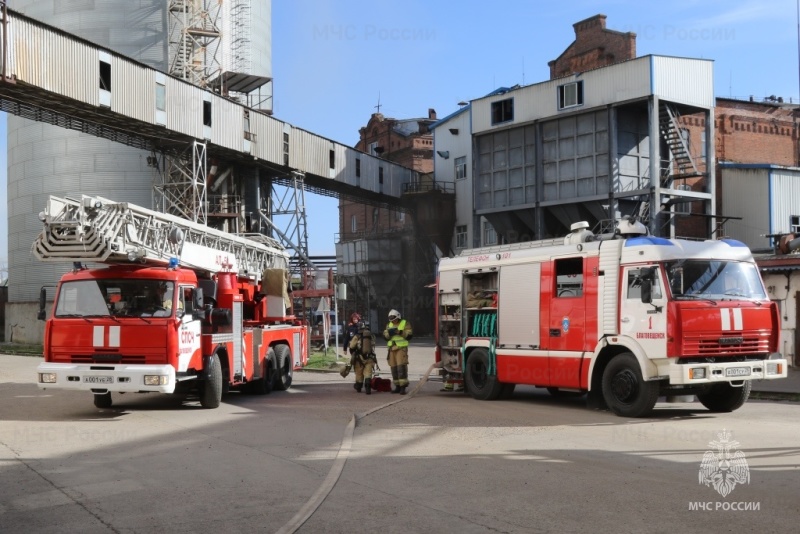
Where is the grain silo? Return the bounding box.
[6,1,273,343]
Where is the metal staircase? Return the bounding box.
[658,103,700,188]
[33,195,288,281]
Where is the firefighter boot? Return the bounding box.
[354,382,362,393]
[364,378,371,395]
[399,365,409,395]
[390,366,401,394]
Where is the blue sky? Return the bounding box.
[2,0,799,263]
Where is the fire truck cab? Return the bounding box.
[436,219,788,417]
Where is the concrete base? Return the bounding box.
[5,302,47,344]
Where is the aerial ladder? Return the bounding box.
[33,194,288,280]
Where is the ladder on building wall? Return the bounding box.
[658,103,700,188]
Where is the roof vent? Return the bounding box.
[564,221,594,245]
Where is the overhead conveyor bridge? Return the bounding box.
[0,4,415,205]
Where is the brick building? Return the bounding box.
[548,14,636,79]
[336,109,452,334]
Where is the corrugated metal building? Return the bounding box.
[468,55,715,242]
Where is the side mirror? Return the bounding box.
[191,287,206,321]
[640,267,656,304]
[37,286,47,321]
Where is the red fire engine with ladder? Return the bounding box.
[435,218,788,417]
[34,195,308,409]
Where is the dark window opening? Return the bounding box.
[329,149,335,169]
[491,98,513,124]
[555,257,584,297]
[99,60,111,91]
[355,157,361,178]
[203,101,212,127]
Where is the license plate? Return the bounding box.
[83,376,114,384]
[725,367,751,377]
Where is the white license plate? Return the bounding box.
[725,367,751,377]
[83,376,114,384]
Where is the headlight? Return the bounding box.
[766,362,782,375]
[144,375,169,386]
[689,368,706,380]
[39,373,57,384]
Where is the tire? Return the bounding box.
[697,381,751,413]
[601,353,660,417]
[93,392,112,408]
[248,349,276,395]
[200,353,223,409]
[274,344,293,391]
[464,348,504,401]
[546,387,586,398]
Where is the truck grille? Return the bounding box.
[70,354,147,364]
[682,334,769,356]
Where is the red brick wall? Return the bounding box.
[340,112,434,241]
[713,99,798,166]
[548,14,636,79]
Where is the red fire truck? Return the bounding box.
[435,219,787,417]
[34,195,308,409]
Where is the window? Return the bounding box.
[351,214,358,233]
[203,100,212,127]
[355,157,361,178]
[491,98,513,125]
[379,167,384,192]
[99,60,111,91]
[627,268,662,300]
[790,215,800,234]
[368,141,379,156]
[455,156,467,180]
[456,225,468,249]
[329,149,335,170]
[155,82,166,112]
[558,81,584,109]
[243,110,255,141]
[395,209,405,222]
[554,257,583,297]
[483,221,497,246]
[372,207,379,227]
[283,132,290,166]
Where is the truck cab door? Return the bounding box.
[619,266,667,355]
[177,285,202,372]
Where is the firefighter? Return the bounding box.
[349,321,377,394]
[341,312,361,390]
[383,309,413,394]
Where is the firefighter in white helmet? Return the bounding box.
[383,309,413,394]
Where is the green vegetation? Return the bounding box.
[304,347,345,370]
[0,343,44,356]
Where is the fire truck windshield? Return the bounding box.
[664,260,766,301]
[55,279,176,318]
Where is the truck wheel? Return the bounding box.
[93,392,112,408]
[200,354,223,409]
[464,348,504,401]
[252,348,277,395]
[601,353,659,417]
[697,381,751,412]
[274,344,293,391]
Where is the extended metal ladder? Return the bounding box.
[32,195,287,281]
